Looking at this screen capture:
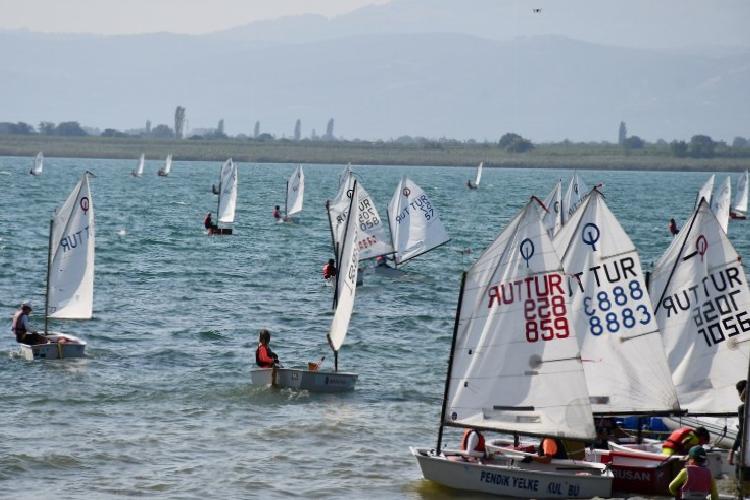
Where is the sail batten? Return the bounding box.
[47,173,95,319]
[217,159,238,224]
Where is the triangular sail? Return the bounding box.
[649,200,750,415]
[552,189,680,414]
[695,174,715,209]
[31,152,43,175]
[47,172,95,319]
[217,159,238,224]
[444,198,595,439]
[562,172,586,224]
[285,165,304,217]
[711,176,731,234]
[474,162,483,187]
[387,177,450,265]
[327,171,355,253]
[328,181,361,352]
[339,163,353,186]
[733,170,748,217]
[356,182,395,260]
[541,180,562,238]
[133,154,145,177]
[158,154,172,176]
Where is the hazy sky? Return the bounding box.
[0,0,390,34]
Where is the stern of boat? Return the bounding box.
[19,333,86,361]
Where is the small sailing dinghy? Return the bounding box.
[208,158,238,235]
[387,177,449,266]
[283,164,304,221]
[711,176,731,234]
[695,174,715,209]
[540,180,562,238]
[131,154,145,177]
[731,169,748,219]
[20,172,95,361]
[411,197,613,499]
[466,161,482,190]
[250,181,361,392]
[30,152,43,176]
[157,154,173,177]
[562,171,586,224]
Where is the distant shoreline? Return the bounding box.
[1,135,748,172]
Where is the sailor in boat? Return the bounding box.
[592,417,633,449]
[255,329,279,368]
[374,255,394,269]
[662,426,711,456]
[458,428,486,461]
[466,179,477,190]
[272,205,282,221]
[521,437,586,464]
[203,212,218,234]
[11,301,49,346]
[323,259,336,280]
[668,445,718,500]
[669,218,680,236]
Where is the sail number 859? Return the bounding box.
[524,296,569,342]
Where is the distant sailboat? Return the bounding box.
[284,165,304,220]
[157,154,172,177]
[30,152,43,176]
[541,179,562,237]
[387,177,450,266]
[695,174,715,209]
[131,154,145,177]
[250,181,361,392]
[20,172,95,360]
[711,176,731,234]
[562,171,586,224]
[466,161,482,190]
[731,169,748,219]
[208,158,238,235]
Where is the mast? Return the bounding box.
[44,218,53,335]
[436,272,467,452]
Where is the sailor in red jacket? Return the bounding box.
[460,428,486,458]
[255,329,279,368]
[323,259,336,280]
[662,426,710,456]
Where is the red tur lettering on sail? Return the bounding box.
[487,273,570,343]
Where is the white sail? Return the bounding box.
[711,176,731,234]
[562,172,586,224]
[474,161,483,187]
[30,152,43,176]
[285,165,304,217]
[158,154,172,176]
[541,180,562,238]
[339,163,353,186]
[328,171,355,252]
[552,189,680,414]
[328,181,361,352]
[649,199,750,415]
[695,174,715,209]
[733,170,748,217]
[217,158,238,224]
[132,154,145,177]
[48,172,95,319]
[356,181,395,260]
[387,177,450,265]
[445,198,595,439]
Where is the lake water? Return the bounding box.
[0,157,747,499]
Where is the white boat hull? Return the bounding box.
[250,367,357,393]
[18,333,87,361]
[608,441,731,478]
[411,447,613,499]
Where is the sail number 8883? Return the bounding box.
[524,296,569,342]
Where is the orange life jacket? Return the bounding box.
[460,429,486,453]
[681,464,712,498]
[663,427,697,455]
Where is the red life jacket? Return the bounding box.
[681,464,712,498]
[460,429,486,453]
[204,215,212,229]
[323,264,335,279]
[255,344,275,368]
[663,427,697,455]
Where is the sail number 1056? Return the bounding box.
[524,296,569,342]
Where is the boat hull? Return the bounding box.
[208,227,233,235]
[586,447,679,496]
[411,447,613,499]
[18,333,87,361]
[730,211,746,220]
[608,440,731,479]
[250,367,357,392]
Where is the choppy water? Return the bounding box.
[0,156,747,499]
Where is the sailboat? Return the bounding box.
[250,181,361,392]
[562,172,586,224]
[387,177,450,266]
[411,196,613,498]
[731,169,748,220]
[131,154,145,177]
[157,154,172,177]
[541,180,562,238]
[208,158,238,235]
[20,172,94,361]
[30,152,43,176]
[695,174,715,210]
[711,176,731,234]
[283,165,304,221]
[467,162,483,190]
